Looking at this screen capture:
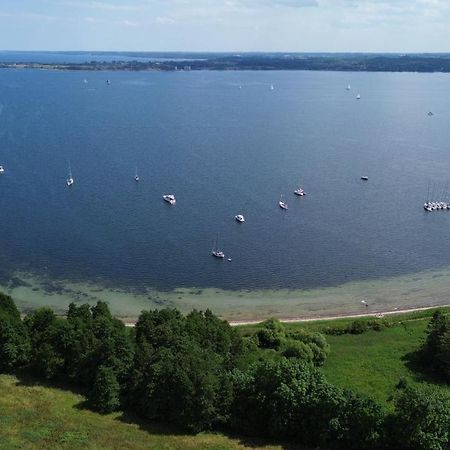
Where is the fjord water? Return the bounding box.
[1,68,450,316]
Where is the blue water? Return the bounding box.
[1,68,450,292]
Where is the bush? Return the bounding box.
[255,318,285,350]
[348,321,367,335]
[288,329,330,365]
[282,341,314,360]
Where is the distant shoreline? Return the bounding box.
[3,53,450,73]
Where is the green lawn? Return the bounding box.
[322,319,433,406]
[0,375,281,450]
[238,308,450,407]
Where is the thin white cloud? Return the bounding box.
[123,19,139,27]
[57,1,147,11]
[0,11,58,21]
[156,16,176,24]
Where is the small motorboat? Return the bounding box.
[428,111,434,116]
[134,175,140,182]
[279,195,288,210]
[361,176,369,181]
[106,79,111,85]
[211,233,225,259]
[227,257,232,262]
[235,214,245,223]
[356,94,361,100]
[163,194,176,205]
[0,165,4,174]
[294,188,306,196]
[346,84,351,91]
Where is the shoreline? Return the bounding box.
[122,303,450,327]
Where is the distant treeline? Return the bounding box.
[4,54,450,72]
[1,291,450,449]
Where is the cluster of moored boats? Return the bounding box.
[424,201,450,212]
[424,182,449,212]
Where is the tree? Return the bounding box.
[24,308,67,379]
[133,342,230,432]
[89,365,120,413]
[329,390,383,450]
[128,308,242,432]
[388,385,450,450]
[422,311,449,365]
[0,293,30,372]
[230,358,342,446]
[62,302,134,387]
[418,310,450,380]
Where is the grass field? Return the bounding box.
[321,319,446,406]
[0,375,282,450]
[239,307,450,407]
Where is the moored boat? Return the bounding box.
[279,195,288,210]
[294,187,306,196]
[211,234,225,259]
[163,194,176,205]
[66,162,74,187]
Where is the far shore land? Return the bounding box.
[3,265,450,326]
[3,53,450,73]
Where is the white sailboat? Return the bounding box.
[0,165,4,174]
[270,84,275,91]
[211,234,225,258]
[279,195,288,210]
[66,162,74,187]
[346,84,351,91]
[356,94,361,100]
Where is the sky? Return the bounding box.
[0,0,449,52]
